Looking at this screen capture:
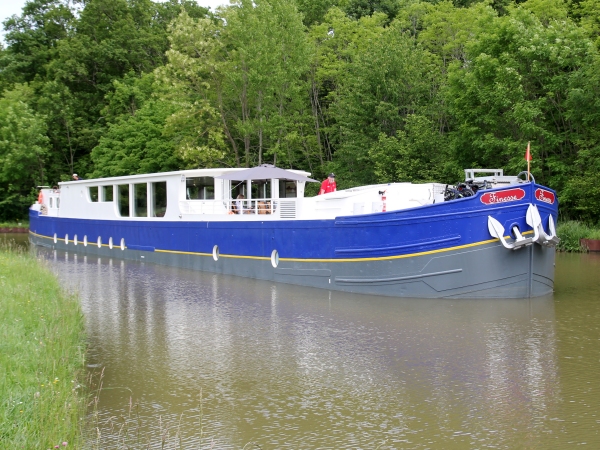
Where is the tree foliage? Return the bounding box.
[0,84,49,220]
[1,0,600,222]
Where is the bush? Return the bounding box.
[556,221,593,252]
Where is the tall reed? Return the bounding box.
[0,243,86,448]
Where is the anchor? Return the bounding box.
[487,215,533,251]
[525,203,560,247]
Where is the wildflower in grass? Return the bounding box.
[62,442,68,446]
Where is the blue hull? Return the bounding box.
[29,183,558,298]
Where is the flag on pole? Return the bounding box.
[525,142,532,161]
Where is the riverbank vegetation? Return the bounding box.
[557,221,600,252]
[0,221,28,228]
[2,0,600,224]
[0,244,86,448]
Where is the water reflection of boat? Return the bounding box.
[29,166,559,298]
[49,251,561,449]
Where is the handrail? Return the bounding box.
[179,197,297,217]
[230,198,278,215]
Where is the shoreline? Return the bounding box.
[0,227,28,233]
[0,246,87,448]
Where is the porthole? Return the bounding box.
[212,245,219,261]
[271,249,279,268]
[74,234,78,245]
[83,235,88,246]
[65,234,69,244]
[53,233,57,244]
[109,237,113,249]
[97,236,102,248]
[120,238,125,250]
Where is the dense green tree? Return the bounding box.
[578,0,600,47]
[559,54,600,221]
[307,8,387,174]
[0,0,74,86]
[162,0,313,170]
[295,0,340,25]
[41,0,209,175]
[158,12,238,168]
[90,99,182,177]
[2,0,600,222]
[369,114,458,183]
[343,0,400,21]
[0,85,49,220]
[90,72,184,177]
[446,5,595,192]
[329,22,444,186]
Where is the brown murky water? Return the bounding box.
[34,243,600,449]
[0,232,29,249]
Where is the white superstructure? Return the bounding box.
[34,167,447,221]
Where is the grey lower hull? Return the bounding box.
[31,233,554,299]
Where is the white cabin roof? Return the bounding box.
[59,167,313,187]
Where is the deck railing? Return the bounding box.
[179,198,297,218]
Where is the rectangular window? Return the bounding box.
[102,185,113,202]
[134,183,148,217]
[230,180,246,199]
[118,184,130,217]
[152,181,167,217]
[186,177,215,200]
[279,181,297,198]
[251,180,271,199]
[89,186,99,202]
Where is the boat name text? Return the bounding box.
[480,188,526,205]
[535,188,555,204]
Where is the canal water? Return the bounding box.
[29,240,600,449]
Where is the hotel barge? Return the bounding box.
[29,167,559,298]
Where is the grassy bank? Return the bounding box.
[0,245,86,448]
[0,221,28,228]
[557,221,600,252]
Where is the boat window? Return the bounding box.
[102,185,113,202]
[152,181,167,217]
[134,183,148,217]
[230,180,246,199]
[56,198,60,208]
[89,186,99,202]
[186,177,215,200]
[49,198,53,208]
[252,180,271,199]
[279,180,297,198]
[118,184,130,217]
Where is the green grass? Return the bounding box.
[556,220,600,252]
[0,221,28,228]
[0,244,86,448]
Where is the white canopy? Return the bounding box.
[215,165,318,183]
